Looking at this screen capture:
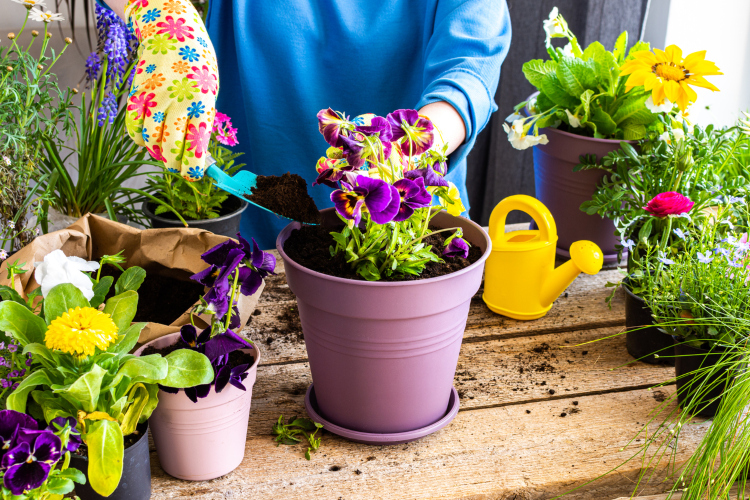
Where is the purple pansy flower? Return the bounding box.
[180,324,211,349]
[353,116,393,160]
[0,411,37,464]
[46,417,81,454]
[236,236,276,297]
[317,108,352,147]
[215,363,249,393]
[3,429,61,496]
[313,157,356,188]
[386,109,434,156]
[331,176,400,225]
[404,165,449,188]
[443,237,470,259]
[203,330,252,365]
[184,384,211,403]
[392,177,432,222]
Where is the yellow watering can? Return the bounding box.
[482,195,604,320]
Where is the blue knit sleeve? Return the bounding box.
[416,0,512,170]
[96,0,111,9]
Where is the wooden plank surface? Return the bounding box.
[148,240,699,500]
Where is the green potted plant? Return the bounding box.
[504,7,721,262]
[581,124,749,363]
[143,111,248,237]
[0,251,214,499]
[39,5,185,232]
[0,2,74,251]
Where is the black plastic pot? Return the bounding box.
[674,339,734,418]
[142,197,248,238]
[623,281,675,365]
[70,422,151,500]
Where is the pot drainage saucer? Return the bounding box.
[303,384,460,445]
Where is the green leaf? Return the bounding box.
[109,322,146,356]
[612,31,628,63]
[521,59,557,88]
[116,355,168,383]
[593,50,619,91]
[62,363,106,413]
[120,383,150,436]
[0,285,28,308]
[59,467,86,484]
[85,419,124,497]
[627,41,651,59]
[103,291,139,333]
[46,477,75,495]
[22,343,56,366]
[556,58,597,97]
[540,74,579,109]
[114,267,146,295]
[579,89,595,121]
[589,107,617,137]
[162,349,214,388]
[90,276,114,309]
[44,283,90,325]
[621,122,647,140]
[0,301,47,346]
[639,219,654,243]
[6,370,52,413]
[138,383,160,423]
[581,41,605,61]
[612,94,651,124]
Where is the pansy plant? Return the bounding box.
[170,234,276,402]
[314,108,472,281]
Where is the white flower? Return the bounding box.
[0,250,7,261]
[645,96,673,114]
[29,7,64,23]
[504,120,548,150]
[34,250,99,300]
[543,7,566,38]
[562,42,574,58]
[2,156,10,166]
[505,112,522,123]
[659,127,685,144]
[11,0,46,8]
[565,109,581,128]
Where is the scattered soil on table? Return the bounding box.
[101,267,205,325]
[283,225,482,281]
[148,196,242,221]
[141,337,255,369]
[248,173,321,224]
[74,422,148,459]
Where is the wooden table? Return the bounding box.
[151,229,704,500]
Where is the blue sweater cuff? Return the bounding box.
[96,0,111,10]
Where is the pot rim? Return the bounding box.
[276,209,492,287]
[142,199,249,226]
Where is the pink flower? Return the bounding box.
[643,192,694,217]
[217,126,239,146]
[187,65,217,95]
[156,16,194,42]
[136,59,146,75]
[214,112,230,125]
[127,91,157,119]
[186,122,211,158]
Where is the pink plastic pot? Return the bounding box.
[276,209,491,434]
[134,333,260,480]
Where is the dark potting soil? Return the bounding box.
[74,422,148,459]
[151,195,242,221]
[282,225,483,281]
[141,338,255,370]
[100,267,205,325]
[248,173,321,224]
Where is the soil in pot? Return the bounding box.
[100,267,204,325]
[283,224,483,281]
[141,337,255,368]
[151,195,242,221]
[71,421,150,500]
[248,172,321,224]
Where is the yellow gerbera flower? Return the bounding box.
[620,44,722,112]
[45,307,119,357]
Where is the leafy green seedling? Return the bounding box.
[272,415,324,460]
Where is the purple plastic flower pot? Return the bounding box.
[134,333,260,480]
[532,126,630,263]
[276,208,491,435]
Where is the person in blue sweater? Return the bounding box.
[105,0,511,248]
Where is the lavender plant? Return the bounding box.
[1,1,75,251]
[315,108,471,281]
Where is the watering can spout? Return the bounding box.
[540,241,604,309]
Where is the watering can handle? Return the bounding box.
[487,195,557,243]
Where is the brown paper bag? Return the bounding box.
[0,214,264,343]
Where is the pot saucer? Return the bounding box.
[303,384,460,445]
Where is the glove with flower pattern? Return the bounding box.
[124,0,218,180]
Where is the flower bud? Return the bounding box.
[72,88,79,94]
[31,30,39,37]
[36,64,43,70]
[64,37,72,45]
[5,66,12,72]
[46,32,52,39]
[7,33,15,40]
[675,139,694,172]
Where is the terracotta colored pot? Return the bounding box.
[276,208,491,435]
[532,126,629,263]
[134,333,260,480]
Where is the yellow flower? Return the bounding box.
[45,307,119,357]
[439,182,466,217]
[620,44,722,112]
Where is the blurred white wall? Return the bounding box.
[643,0,750,127]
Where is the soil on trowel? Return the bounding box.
[283,225,482,281]
[100,267,205,325]
[248,172,321,224]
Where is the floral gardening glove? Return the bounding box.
[124,0,218,180]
